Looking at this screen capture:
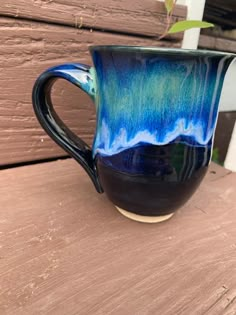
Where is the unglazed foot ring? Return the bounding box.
[115,206,174,223]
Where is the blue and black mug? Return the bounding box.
[32,46,235,223]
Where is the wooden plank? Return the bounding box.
[199,34,236,53]
[214,111,236,163]
[202,27,236,42]
[0,0,187,39]
[204,0,236,28]
[0,160,235,314]
[0,17,181,166]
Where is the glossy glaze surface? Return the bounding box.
[90,47,234,216]
[96,143,209,215]
[91,47,233,156]
[33,46,235,217]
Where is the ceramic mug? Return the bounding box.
[32,46,234,223]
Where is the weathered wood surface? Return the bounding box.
[204,0,236,29]
[0,160,236,314]
[0,17,181,166]
[214,111,236,163]
[0,0,187,39]
[199,34,236,53]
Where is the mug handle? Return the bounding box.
[32,63,103,193]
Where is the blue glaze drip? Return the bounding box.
[90,49,233,157]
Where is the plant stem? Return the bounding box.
[158,0,177,40]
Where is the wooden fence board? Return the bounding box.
[199,34,236,53]
[0,0,187,39]
[204,0,236,29]
[0,17,181,166]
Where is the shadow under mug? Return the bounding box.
[32,46,235,223]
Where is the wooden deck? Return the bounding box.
[0,160,236,314]
[1,1,236,314]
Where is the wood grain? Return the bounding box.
[199,34,236,53]
[0,17,181,166]
[0,0,187,39]
[214,111,236,163]
[204,0,236,29]
[0,161,235,314]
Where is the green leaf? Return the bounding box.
[168,20,214,34]
[165,0,175,14]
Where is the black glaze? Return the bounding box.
[32,64,103,193]
[96,143,210,216]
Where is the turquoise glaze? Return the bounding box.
[32,46,235,219]
[91,47,233,156]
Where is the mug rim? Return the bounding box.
[89,45,236,57]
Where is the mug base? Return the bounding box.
[115,206,174,223]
